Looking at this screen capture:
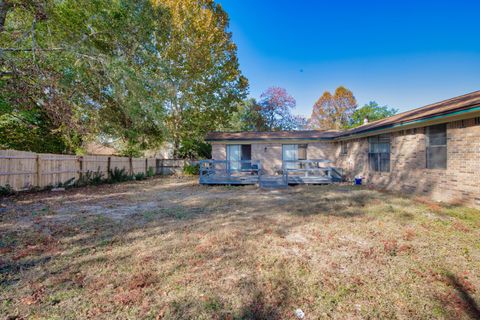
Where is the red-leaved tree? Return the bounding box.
[259,87,303,130]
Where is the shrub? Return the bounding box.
[0,184,15,196]
[183,163,199,175]
[54,177,76,189]
[89,170,105,185]
[108,167,132,183]
[146,166,155,177]
[178,138,212,159]
[134,172,146,181]
[77,170,105,186]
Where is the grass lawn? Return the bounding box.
[1,177,480,319]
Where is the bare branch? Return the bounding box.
[0,47,64,52]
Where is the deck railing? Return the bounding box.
[199,159,342,185]
[281,159,341,179]
[199,160,262,179]
[282,159,344,183]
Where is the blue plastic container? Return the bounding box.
[354,177,362,185]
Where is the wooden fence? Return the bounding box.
[0,150,189,191]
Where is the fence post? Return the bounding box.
[78,156,83,181]
[129,157,133,175]
[145,158,148,174]
[35,154,41,188]
[107,157,111,178]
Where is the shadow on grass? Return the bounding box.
[445,273,480,319]
[282,189,377,218]
[0,256,52,286]
[235,267,293,320]
[237,290,283,320]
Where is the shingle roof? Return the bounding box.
[206,90,480,141]
[340,90,480,137]
[205,130,340,141]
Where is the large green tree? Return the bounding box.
[228,98,267,131]
[0,0,170,154]
[157,0,248,157]
[347,101,398,128]
[1,0,247,157]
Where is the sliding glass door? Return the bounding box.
[226,144,252,171]
[226,145,241,171]
[282,144,307,169]
[282,144,298,169]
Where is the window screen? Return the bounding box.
[283,144,307,169]
[368,134,390,172]
[426,124,447,169]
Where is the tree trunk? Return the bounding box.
[171,93,182,159]
[172,136,180,159]
[0,1,11,32]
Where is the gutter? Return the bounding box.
[206,136,336,142]
[337,105,480,140]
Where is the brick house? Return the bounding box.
[206,91,480,207]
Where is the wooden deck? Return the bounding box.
[199,160,342,188]
[199,174,260,185]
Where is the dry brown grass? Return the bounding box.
[1,177,480,319]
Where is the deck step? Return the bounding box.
[259,176,288,189]
[260,181,288,189]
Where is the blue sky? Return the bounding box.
[217,0,480,117]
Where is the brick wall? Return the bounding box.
[210,142,337,175]
[307,142,337,160]
[334,138,369,179]
[335,117,480,207]
[251,143,283,174]
[209,118,479,207]
[211,144,226,160]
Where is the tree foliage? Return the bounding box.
[228,98,267,131]
[347,101,398,128]
[257,87,304,131]
[0,105,68,153]
[1,0,170,153]
[157,0,248,157]
[309,86,357,130]
[228,88,306,132]
[0,0,247,157]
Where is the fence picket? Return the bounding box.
[0,149,190,191]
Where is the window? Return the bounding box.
[226,144,251,170]
[475,117,480,126]
[368,134,390,172]
[340,141,348,155]
[426,124,447,169]
[282,144,307,169]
